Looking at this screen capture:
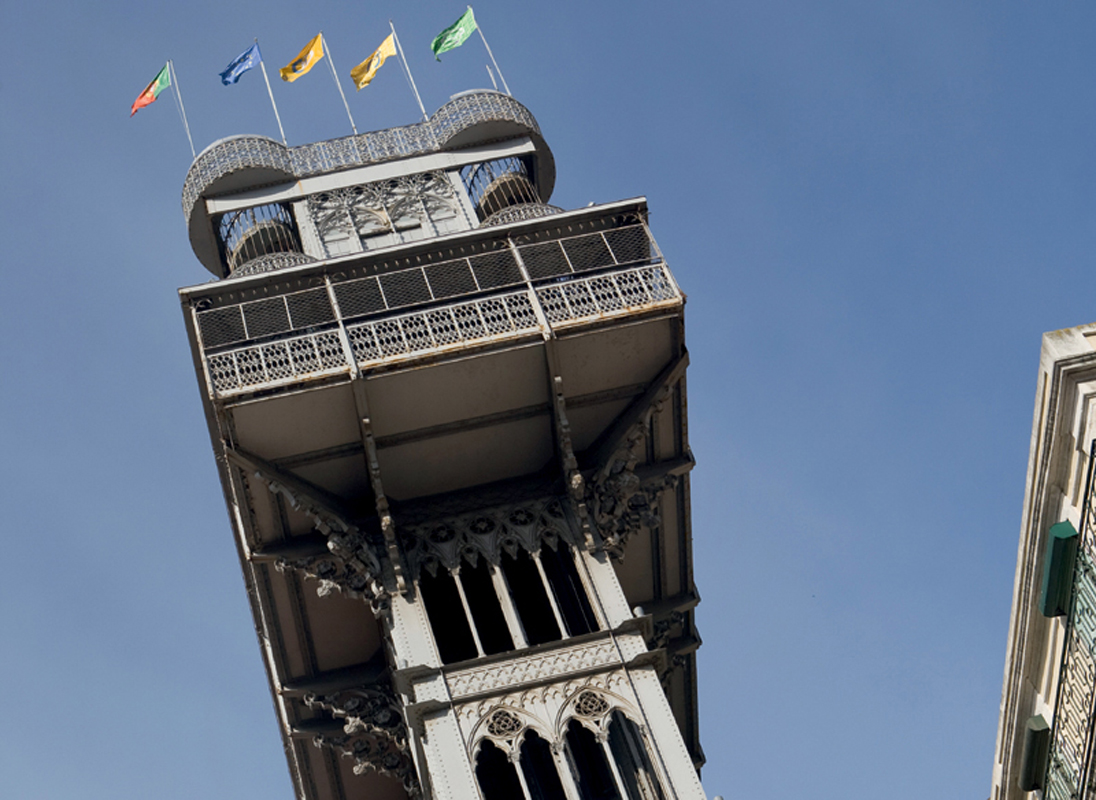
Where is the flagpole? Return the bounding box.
[390,21,428,122]
[485,64,498,92]
[321,32,358,135]
[168,59,197,157]
[471,7,511,96]
[256,39,288,145]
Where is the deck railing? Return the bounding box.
[182,91,541,224]
[197,222,657,351]
[200,263,680,397]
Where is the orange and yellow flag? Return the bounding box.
[350,34,396,90]
[280,34,324,82]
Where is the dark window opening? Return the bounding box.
[502,550,562,646]
[608,711,665,800]
[460,558,514,655]
[419,568,477,664]
[475,741,524,800]
[565,720,620,800]
[521,731,568,800]
[542,543,598,636]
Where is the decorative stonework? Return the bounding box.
[480,202,563,227]
[588,403,681,561]
[312,729,419,794]
[573,690,610,719]
[400,496,578,580]
[307,171,461,257]
[307,685,420,794]
[446,640,619,699]
[305,686,405,739]
[460,674,639,756]
[253,471,391,615]
[485,709,523,738]
[228,250,315,278]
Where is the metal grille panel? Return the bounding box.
[206,330,347,394]
[346,291,539,368]
[537,265,679,328]
[197,262,680,398]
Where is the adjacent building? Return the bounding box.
[992,322,1096,798]
[177,90,708,799]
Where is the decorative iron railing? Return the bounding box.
[199,262,679,397]
[183,91,542,223]
[1046,439,1096,798]
[197,223,657,350]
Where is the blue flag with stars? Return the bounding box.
[220,43,262,85]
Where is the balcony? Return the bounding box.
[188,216,681,399]
[183,91,556,277]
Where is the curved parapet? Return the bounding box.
[182,91,555,278]
[228,251,316,279]
[183,135,296,276]
[480,203,564,228]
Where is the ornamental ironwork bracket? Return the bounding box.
[548,368,597,551]
[304,685,407,742]
[508,236,598,552]
[302,684,418,792]
[583,351,689,560]
[225,445,391,614]
[311,728,420,796]
[351,378,408,594]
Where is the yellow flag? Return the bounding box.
[280,34,324,82]
[350,34,397,90]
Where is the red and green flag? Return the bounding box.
[130,63,170,117]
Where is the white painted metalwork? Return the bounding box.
[206,329,347,394]
[346,290,540,366]
[183,90,540,223]
[199,262,680,397]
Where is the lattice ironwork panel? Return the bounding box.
[286,288,336,328]
[536,265,680,328]
[468,250,523,289]
[562,232,613,273]
[603,225,655,265]
[242,298,291,339]
[346,291,539,368]
[205,330,348,395]
[425,260,479,297]
[519,241,572,279]
[380,269,433,308]
[197,288,337,350]
[334,277,387,318]
[198,306,247,348]
[198,262,678,396]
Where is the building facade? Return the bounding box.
[178,91,709,800]
[992,322,1096,799]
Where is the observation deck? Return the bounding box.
[183,91,556,278]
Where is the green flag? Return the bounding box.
[431,7,477,60]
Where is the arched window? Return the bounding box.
[564,719,620,800]
[607,711,665,800]
[475,740,524,800]
[519,731,568,800]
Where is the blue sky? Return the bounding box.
[2,1,1093,797]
